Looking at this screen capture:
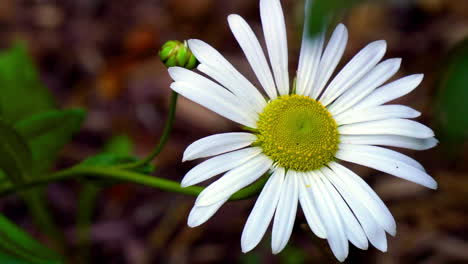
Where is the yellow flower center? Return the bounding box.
[254,94,339,171]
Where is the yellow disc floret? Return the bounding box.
[254,94,339,171]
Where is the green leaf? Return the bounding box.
[436,38,468,145]
[0,43,55,123]
[14,109,86,173]
[12,110,84,246]
[307,0,362,36]
[0,252,33,264]
[103,135,133,156]
[0,214,62,264]
[81,153,154,175]
[80,134,153,176]
[0,119,32,184]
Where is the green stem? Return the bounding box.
[21,189,65,254]
[76,183,101,264]
[0,166,267,201]
[117,92,178,169]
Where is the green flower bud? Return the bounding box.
[159,40,199,69]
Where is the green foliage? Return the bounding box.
[279,245,306,264]
[306,0,363,36]
[0,44,84,258]
[240,252,262,264]
[437,38,468,145]
[0,119,33,184]
[0,213,62,264]
[80,135,155,175]
[0,44,55,123]
[76,135,147,263]
[0,44,86,177]
[15,109,86,173]
[103,134,133,155]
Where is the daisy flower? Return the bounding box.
[167,0,438,261]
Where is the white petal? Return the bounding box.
[181,147,262,187]
[260,0,289,95]
[183,132,257,161]
[271,170,299,254]
[329,162,396,236]
[335,105,421,125]
[336,147,438,189]
[298,176,326,239]
[322,166,388,251]
[329,58,402,115]
[187,198,228,227]
[311,24,348,99]
[318,169,368,250]
[353,74,424,110]
[339,135,439,150]
[188,39,266,113]
[242,168,285,253]
[196,64,266,113]
[338,118,435,139]
[319,40,387,106]
[308,171,348,262]
[339,144,425,171]
[297,28,324,96]
[169,68,257,127]
[195,154,273,206]
[228,14,277,99]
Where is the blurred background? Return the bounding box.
[0,0,467,263]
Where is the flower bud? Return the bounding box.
[159,40,198,69]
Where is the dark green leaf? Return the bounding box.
[0,119,32,184]
[0,214,62,264]
[12,109,84,245]
[0,44,55,123]
[0,252,34,264]
[437,38,468,145]
[279,245,306,264]
[240,252,262,264]
[14,109,86,173]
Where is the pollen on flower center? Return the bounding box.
[254,94,339,172]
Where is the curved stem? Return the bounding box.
[117,91,178,169]
[0,166,267,201]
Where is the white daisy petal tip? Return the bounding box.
[241,244,252,254]
[332,23,348,41]
[271,246,282,255]
[186,38,200,49]
[371,238,388,253]
[373,39,387,49]
[187,199,227,228]
[187,215,201,228]
[167,66,187,81]
[241,236,257,253]
[367,39,387,58]
[180,179,192,188]
[392,57,402,65]
[427,179,438,190]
